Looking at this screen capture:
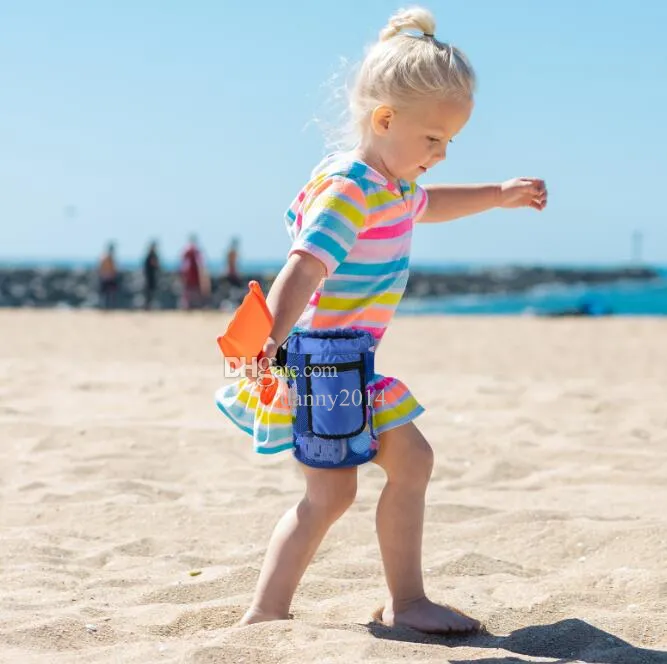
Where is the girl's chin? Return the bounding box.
[398,167,427,180]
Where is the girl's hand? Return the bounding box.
[244,337,278,381]
[499,178,547,211]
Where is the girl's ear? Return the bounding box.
[370,105,395,136]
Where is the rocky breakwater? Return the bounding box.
[0,265,661,309]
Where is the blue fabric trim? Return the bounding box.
[215,400,254,435]
[255,442,295,455]
[299,230,347,263]
[218,399,294,455]
[321,274,407,295]
[335,256,409,276]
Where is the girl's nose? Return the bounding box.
[434,149,446,164]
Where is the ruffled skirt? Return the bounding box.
[215,372,424,455]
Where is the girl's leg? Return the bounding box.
[373,421,481,633]
[239,464,358,625]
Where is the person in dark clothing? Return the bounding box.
[225,237,242,288]
[143,241,160,310]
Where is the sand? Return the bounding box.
[1,310,666,664]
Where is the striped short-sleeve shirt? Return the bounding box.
[285,152,428,341]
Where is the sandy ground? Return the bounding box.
[0,310,666,664]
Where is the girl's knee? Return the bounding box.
[411,438,434,484]
[379,426,434,487]
[304,468,357,519]
[391,441,433,488]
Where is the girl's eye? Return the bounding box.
[427,136,440,143]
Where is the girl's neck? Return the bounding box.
[352,145,401,189]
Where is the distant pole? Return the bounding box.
[631,230,643,264]
[63,204,78,220]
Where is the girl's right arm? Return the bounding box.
[247,174,367,374]
[257,251,325,364]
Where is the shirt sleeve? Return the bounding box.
[288,175,368,277]
[412,184,429,222]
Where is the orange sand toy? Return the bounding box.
[217,281,278,405]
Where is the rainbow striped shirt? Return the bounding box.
[285,152,428,341]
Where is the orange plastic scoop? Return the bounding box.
[217,281,273,370]
[217,281,277,406]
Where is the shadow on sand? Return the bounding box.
[365,617,666,664]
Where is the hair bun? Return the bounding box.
[379,6,436,42]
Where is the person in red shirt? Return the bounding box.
[180,235,210,310]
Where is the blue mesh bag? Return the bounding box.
[275,328,378,468]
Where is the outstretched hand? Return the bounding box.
[499,178,547,211]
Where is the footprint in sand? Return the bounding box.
[18,481,48,492]
[1,616,120,651]
[77,537,159,568]
[112,480,183,502]
[187,645,270,664]
[433,552,540,577]
[426,503,499,523]
[140,567,258,605]
[146,605,243,637]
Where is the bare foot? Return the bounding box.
[237,607,290,626]
[378,597,482,634]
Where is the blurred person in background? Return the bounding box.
[225,237,242,288]
[98,241,118,310]
[180,234,210,310]
[143,240,160,310]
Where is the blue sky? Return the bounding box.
[1,0,666,268]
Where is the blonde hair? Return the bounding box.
[323,6,476,149]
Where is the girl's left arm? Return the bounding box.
[419,178,547,224]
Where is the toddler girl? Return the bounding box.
[216,6,546,634]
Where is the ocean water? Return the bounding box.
[396,276,667,316]
[253,261,667,316]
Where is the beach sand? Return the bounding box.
[1,310,666,663]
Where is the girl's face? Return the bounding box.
[365,97,473,182]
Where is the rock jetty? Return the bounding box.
[0,265,660,309]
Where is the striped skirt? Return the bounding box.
[215,372,424,455]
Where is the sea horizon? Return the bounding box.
[1,256,665,275]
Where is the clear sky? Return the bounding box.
[2,0,666,268]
